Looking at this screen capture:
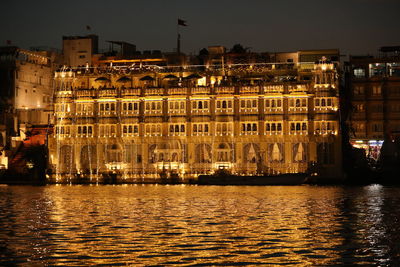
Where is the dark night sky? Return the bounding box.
[2,0,400,56]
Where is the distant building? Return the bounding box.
[62,35,98,67]
[347,46,400,161]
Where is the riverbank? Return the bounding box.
[1,172,398,186]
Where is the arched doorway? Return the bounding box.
[243,143,260,163]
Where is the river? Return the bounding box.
[0,185,399,266]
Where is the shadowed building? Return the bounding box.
[347,46,400,161]
[0,46,60,170]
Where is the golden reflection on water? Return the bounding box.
[1,185,400,266]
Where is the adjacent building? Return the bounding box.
[0,46,59,169]
[347,46,400,161]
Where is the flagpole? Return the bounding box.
[177,18,181,55]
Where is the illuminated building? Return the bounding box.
[48,49,342,182]
[347,46,400,161]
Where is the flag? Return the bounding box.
[178,19,187,26]
[86,25,91,31]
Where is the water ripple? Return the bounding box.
[1,185,400,265]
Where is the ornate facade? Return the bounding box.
[49,59,341,182]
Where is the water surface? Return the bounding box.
[1,185,400,266]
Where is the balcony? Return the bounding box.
[98,89,118,97]
[121,88,141,96]
[215,86,234,94]
[192,87,211,95]
[168,87,188,95]
[263,85,284,94]
[240,86,259,94]
[288,84,308,94]
[144,88,163,96]
[76,90,96,98]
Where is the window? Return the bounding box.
[240,98,258,113]
[264,98,282,112]
[388,63,400,77]
[55,125,71,137]
[192,123,210,136]
[353,68,365,78]
[314,97,336,111]
[76,125,93,137]
[353,85,365,95]
[354,123,365,133]
[169,123,186,136]
[216,99,233,113]
[169,100,186,114]
[314,121,336,135]
[372,85,382,96]
[289,98,307,111]
[122,124,139,137]
[354,104,364,112]
[192,100,210,113]
[145,124,162,136]
[369,63,386,77]
[216,122,233,136]
[122,101,139,114]
[145,101,162,114]
[99,102,116,114]
[99,125,116,137]
[289,121,308,135]
[241,122,258,135]
[265,122,283,135]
